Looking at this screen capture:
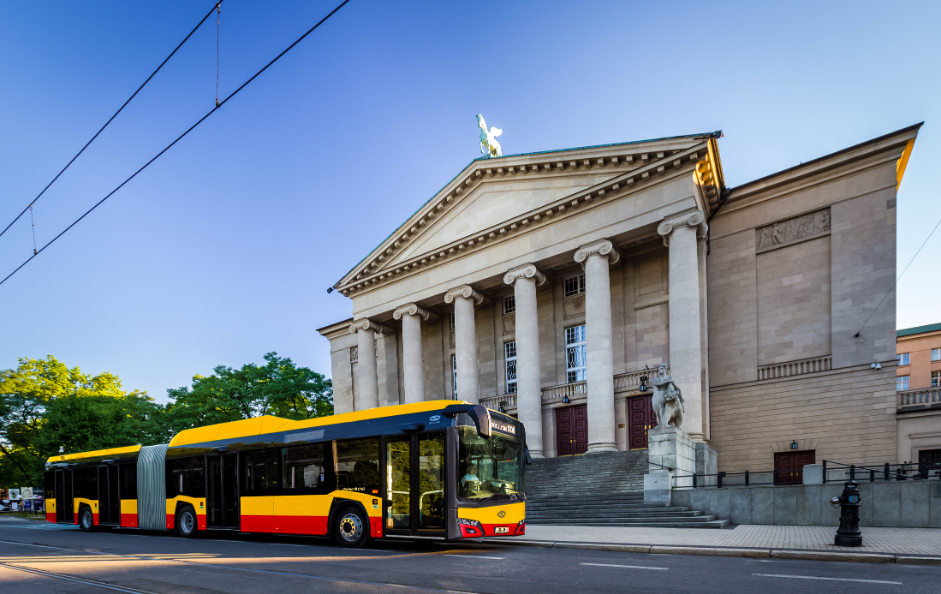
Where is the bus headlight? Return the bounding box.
[516,520,525,535]
[457,518,484,537]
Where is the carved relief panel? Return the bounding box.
[563,295,586,320]
[756,208,831,253]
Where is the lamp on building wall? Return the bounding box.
[562,396,570,404]
[498,401,506,414]
[791,440,799,450]
[639,365,650,392]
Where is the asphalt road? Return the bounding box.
[0,517,938,593]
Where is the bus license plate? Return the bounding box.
[494,527,509,534]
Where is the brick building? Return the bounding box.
[318,124,921,476]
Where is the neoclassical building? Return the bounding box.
[318,124,921,474]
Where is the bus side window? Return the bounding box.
[335,438,380,495]
[243,449,281,496]
[120,463,137,500]
[167,457,205,498]
[74,467,96,500]
[284,443,332,494]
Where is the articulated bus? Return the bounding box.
[45,401,527,547]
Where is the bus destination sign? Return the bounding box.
[490,419,516,435]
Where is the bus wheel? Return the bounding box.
[176,506,198,538]
[334,506,369,548]
[78,506,95,532]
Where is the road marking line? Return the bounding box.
[581,562,668,571]
[445,554,505,560]
[0,562,156,593]
[0,538,479,594]
[753,573,902,585]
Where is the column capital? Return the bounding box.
[392,302,430,321]
[444,284,483,305]
[574,238,620,267]
[503,263,547,287]
[349,318,382,335]
[658,210,708,246]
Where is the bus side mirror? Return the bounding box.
[442,404,491,438]
[524,445,532,465]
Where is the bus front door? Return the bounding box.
[384,433,446,536]
[207,453,239,530]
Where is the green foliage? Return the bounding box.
[166,352,332,431]
[0,352,332,488]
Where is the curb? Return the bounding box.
[490,539,941,565]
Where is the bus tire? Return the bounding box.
[176,506,198,538]
[333,505,369,548]
[78,506,95,532]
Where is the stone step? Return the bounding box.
[526,518,731,529]
[526,509,703,519]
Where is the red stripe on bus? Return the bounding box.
[46,513,55,523]
[120,514,138,527]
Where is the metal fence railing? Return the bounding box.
[822,460,941,483]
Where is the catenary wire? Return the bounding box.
[853,217,941,338]
[0,0,352,288]
[0,0,226,242]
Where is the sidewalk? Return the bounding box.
[493,524,941,564]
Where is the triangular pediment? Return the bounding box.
[336,132,723,294]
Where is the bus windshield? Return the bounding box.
[457,426,524,504]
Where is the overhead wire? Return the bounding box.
[0,0,352,288]
[0,0,226,242]
[853,217,941,338]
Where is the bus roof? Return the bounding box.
[46,444,142,465]
[167,400,470,448]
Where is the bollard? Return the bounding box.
[830,480,862,547]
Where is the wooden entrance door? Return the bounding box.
[774,450,815,485]
[628,395,657,449]
[556,405,588,455]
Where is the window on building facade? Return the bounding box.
[932,348,941,362]
[932,370,941,388]
[503,295,515,315]
[566,325,587,383]
[897,375,910,391]
[564,274,585,298]
[505,341,517,394]
[451,355,458,399]
[898,353,910,366]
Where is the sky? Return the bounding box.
[1,0,939,403]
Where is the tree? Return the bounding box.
[0,356,169,485]
[166,352,332,431]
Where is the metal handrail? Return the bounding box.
[822,460,941,483]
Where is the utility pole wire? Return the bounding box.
[0,0,226,242]
[0,0,352,288]
[853,217,941,338]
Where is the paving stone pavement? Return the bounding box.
[509,524,941,556]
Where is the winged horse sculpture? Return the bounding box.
[476,114,502,158]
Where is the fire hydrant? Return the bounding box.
[830,480,862,547]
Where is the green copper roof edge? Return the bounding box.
[898,322,941,337]
[335,131,722,288]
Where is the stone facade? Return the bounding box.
[895,323,941,464]
[317,124,922,473]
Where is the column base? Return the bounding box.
[585,443,618,454]
[528,448,545,459]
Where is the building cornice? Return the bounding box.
[337,142,713,297]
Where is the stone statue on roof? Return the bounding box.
[476,114,502,158]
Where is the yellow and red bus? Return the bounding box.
[45,401,527,547]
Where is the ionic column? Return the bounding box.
[574,239,620,454]
[504,263,547,458]
[444,285,483,404]
[393,303,430,404]
[349,319,381,410]
[658,211,707,442]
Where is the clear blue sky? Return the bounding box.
[1,1,938,402]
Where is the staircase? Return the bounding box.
[525,451,729,528]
